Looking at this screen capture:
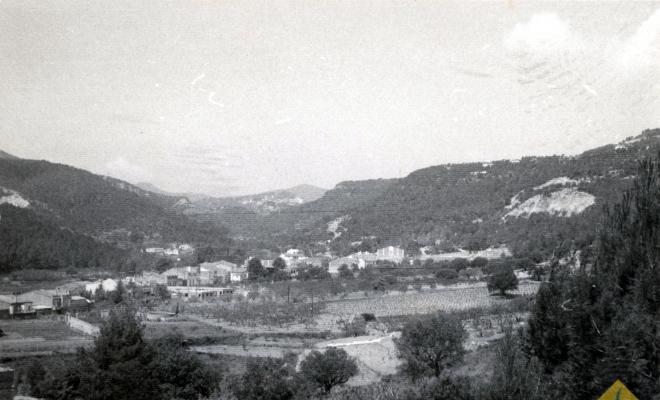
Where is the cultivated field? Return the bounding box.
[0,318,92,358]
[323,281,539,317]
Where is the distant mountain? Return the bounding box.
[0,158,234,272]
[284,184,327,203]
[0,149,19,160]
[135,182,210,203]
[231,129,660,259]
[187,185,326,221]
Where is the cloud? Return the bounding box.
[620,8,660,68]
[504,13,575,55]
[98,157,153,184]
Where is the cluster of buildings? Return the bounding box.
[0,289,91,319]
[329,246,406,273]
[144,243,194,258]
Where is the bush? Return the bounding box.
[396,312,466,379]
[361,313,376,322]
[404,376,475,400]
[450,258,469,271]
[231,357,295,400]
[435,268,458,280]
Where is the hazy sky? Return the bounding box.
[1,1,659,196]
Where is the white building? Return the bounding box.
[376,246,405,262]
[85,279,118,294]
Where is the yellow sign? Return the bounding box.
[598,380,638,400]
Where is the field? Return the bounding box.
[142,319,238,341]
[0,318,92,358]
[323,281,539,318]
[0,318,80,340]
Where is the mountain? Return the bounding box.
[0,158,234,272]
[183,185,328,236]
[237,129,660,259]
[0,149,19,160]
[135,182,210,202]
[284,184,327,203]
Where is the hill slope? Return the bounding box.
[0,158,234,272]
[0,149,19,160]
[241,129,660,258]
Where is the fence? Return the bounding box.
[64,314,100,337]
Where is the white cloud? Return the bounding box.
[99,157,153,184]
[620,8,660,68]
[504,13,575,55]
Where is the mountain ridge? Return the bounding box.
[210,129,660,259]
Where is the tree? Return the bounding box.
[338,264,353,279]
[527,154,660,399]
[154,284,170,301]
[247,257,265,281]
[42,306,219,400]
[151,334,220,400]
[450,258,469,271]
[95,283,106,301]
[231,357,295,400]
[61,306,162,400]
[396,312,466,379]
[299,347,358,394]
[110,280,125,304]
[154,257,173,273]
[273,256,287,270]
[487,265,518,296]
[470,256,488,269]
[487,324,545,400]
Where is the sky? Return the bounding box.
[1,1,659,196]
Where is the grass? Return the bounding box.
[0,317,80,340]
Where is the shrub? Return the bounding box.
[231,357,295,400]
[435,268,458,280]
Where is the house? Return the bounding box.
[200,261,238,284]
[329,256,364,274]
[145,247,165,254]
[167,286,233,299]
[18,289,71,313]
[85,279,118,294]
[178,244,194,252]
[230,269,248,283]
[164,248,179,256]
[300,256,329,268]
[376,246,405,262]
[353,252,378,267]
[69,295,93,312]
[0,295,35,319]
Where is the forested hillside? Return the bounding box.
[0,158,234,272]
[246,129,660,259]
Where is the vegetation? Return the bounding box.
[299,348,359,394]
[24,306,220,400]
[487,265,518,296]
[396,312,466,379]
[526,153,660,398]
[230,357,296,400]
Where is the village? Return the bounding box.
[1,238,539,399]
